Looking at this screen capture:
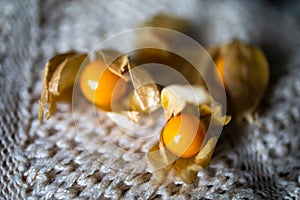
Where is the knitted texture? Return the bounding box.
[1,0,300,199]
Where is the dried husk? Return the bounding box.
[94,49,131,81]
[39,52,87,123]
[139,12,188,52]
[142,13,188,31]
[132,13,204,85]
[205,39,269,123]
[127,65,160,113]
[161,84,210,120]
[147,84,231,183]
[139,12,188,54]
[147,135,220,184]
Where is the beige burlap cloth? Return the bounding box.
[1,0,300,199]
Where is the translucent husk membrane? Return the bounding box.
[204,40,269,123]
[39,52,87,123]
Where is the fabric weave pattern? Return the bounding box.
[1,0,300,199]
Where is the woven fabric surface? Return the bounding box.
[1,0,300,199]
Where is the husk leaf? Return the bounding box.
[142,13,188,32]
[39,52,87,123]
[95,50,131,81]
[161,84,210,120]
[133,13,207,86]
[128,65,161,113]
[206,39,269,122]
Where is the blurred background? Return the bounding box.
[1,0,300,199]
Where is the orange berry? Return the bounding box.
[79,61,127,108]
[162,114,206,158]
[215,57,226,85]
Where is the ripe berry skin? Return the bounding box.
[79,61,127,109]
[215,57,226,86]
[162,114,206,158]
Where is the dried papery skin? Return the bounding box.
[161,85,210,120]
[146,134,178,183]
[95,50,131,81]
[159,133,178,167]
[39,52,87,123]
[135,13,185,65]
[106,66,161,125]
[128,65,161,113]
[140,13,188,51]
[199,104,231,130]
[147,136,219,184]
[133,13,187,73]
[194,137,217,167]
[169,136,219,183]
[207,40,269,122]
[174,137,217,184]
[134,13,208,87]
[142,13,188,31]
[161,84,230,138]
[147,143,171,183]
[132,49,205,87]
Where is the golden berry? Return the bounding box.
[162,114,206,158]
[79,61,127,108]
[215,57,226,85]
